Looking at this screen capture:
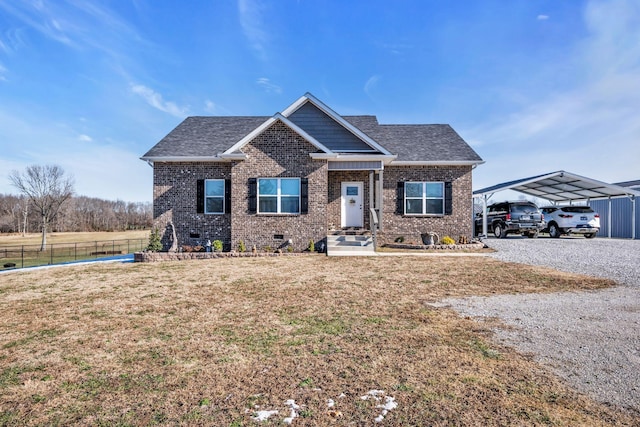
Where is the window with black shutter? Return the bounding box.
[401,181,449,215]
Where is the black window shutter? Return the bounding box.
[300,178,309,214]
[224,179,231,214]
[444,181,453,215]
[196,179,205,213]
[248,178,257,213]
[396,182,404,215]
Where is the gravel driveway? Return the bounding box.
[443,236,640,414]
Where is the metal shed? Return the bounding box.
[473,171,640,239]
[590,180,640,239]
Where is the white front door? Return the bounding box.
[341,182,364,228]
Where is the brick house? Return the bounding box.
[141,93,483,253]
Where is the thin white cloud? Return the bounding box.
[238,0,269,61]
[130,84,188,118]
[204,100,217,114]
[0,63,7,82]
[537,15,549,20]
[0,1,77,47]
[1,29,27,53]
[256,78,282,94]
[78,134,92,142]
[364,75,381,97]
[0,1,151,64]
[379,42,413,55]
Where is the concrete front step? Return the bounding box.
[326,234,376,256]
[327,235,372,247]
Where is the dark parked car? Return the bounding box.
[475,201,546,238]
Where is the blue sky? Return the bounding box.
[1,0,638,203]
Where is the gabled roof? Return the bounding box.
[282,93,392,155]
[363,123,483,164]
[141,116,268,161]
[222,113,333,155]
[473,171,640,202]
[141,93,484,166]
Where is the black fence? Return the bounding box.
[0,239,147,270]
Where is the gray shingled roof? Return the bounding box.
[142,114,483,163]
[367,124,483,162]
[142,116,268,158]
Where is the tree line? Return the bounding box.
[0,193,152,234]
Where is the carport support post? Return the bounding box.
[632,196,636,239]
[482,195,488,237]
[608,197,612,238]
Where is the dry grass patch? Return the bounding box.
[0,256,634,426]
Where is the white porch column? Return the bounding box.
[377,170,383,230]
[369,170,376,234]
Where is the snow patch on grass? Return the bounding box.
[360,390,398,423]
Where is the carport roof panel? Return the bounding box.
[473,170,640,202]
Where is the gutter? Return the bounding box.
[140,154,247,164]
[390,160,485,166]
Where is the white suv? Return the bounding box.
[540,206,600,239]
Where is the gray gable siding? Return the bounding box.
[288,102,377,152]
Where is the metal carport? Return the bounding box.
[473,170,640,239]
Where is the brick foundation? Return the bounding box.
[134,251,314,262]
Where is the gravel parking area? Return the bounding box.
[443,236,640,414]
[484,236,640,287]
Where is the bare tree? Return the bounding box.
[9,165,74,250]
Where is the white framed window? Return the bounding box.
[258,178,300,214]
[405,182,444,215]
[205,179,225,214]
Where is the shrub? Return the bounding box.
[441,236,456,245]
[147,228,163,252]
[308,239,315,252]
[212,240,223,252]
[287,245,294,253]
[237,240,246,253]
